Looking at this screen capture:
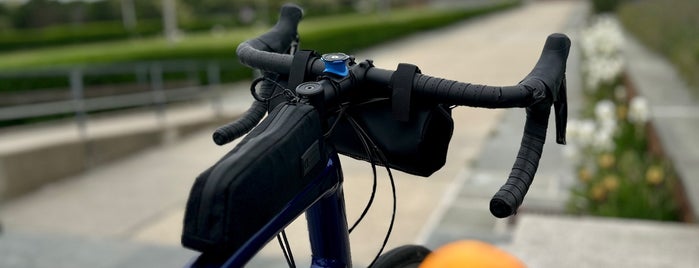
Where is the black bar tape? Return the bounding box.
[411,74,543,108]
[236,4,303,74]
[218,5,306,146]
[212,80,276,145]
[489,107,551,218]
[237,43,294,75]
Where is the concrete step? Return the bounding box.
[505,214,699,268]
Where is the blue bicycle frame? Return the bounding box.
[187,151,352,268]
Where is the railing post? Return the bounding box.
[70,68,95,168]
[136,64,148,85]
[207,61,223,117]
[70,69,87,140]
[150,62,167,123]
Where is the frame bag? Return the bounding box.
[181,103,330,254]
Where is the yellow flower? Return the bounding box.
[598,153,615,169]
[578,168,593,183]
[590,184,607,202]
[646,166,664,186]
[617,105,628,121]
[602,175,619,191]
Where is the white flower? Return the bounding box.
[595,100,616,123]
[592,128,615,152]
[566,117,616,152]
[581,15,625,58]
[629,97,650,124]
[580,15,626,89]
[566,119,588,145]
[566,119,581,141]
[578,119,597,146]
[584,56,624,88]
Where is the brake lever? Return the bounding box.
[553,77,567,145]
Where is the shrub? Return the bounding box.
[0,21,162,51]
[566,15,681,221]
[0,1,520,93]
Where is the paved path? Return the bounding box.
[623,30,699,221]
[1,1,582,267]
[419,0,587,249]
[506,214,699,267]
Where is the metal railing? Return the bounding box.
[0,60,240,125]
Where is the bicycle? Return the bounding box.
[181,4,570,268]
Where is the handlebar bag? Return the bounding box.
[182,103,330,254]
[328,100,454,177]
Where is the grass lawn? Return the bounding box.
[618,0,699,94]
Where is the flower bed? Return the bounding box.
[565,15,681,221]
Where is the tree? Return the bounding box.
[162,0,179,43]
[120,0,137,30]
[11,0,68,28]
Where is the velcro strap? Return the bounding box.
[391,63,421,122]
[289,50,316,90]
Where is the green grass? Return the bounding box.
[618,0,699,94]
[0,1,519,71]
[0,28,262,71]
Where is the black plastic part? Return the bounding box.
[554,78,568,145]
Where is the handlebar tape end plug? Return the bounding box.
[489,197,515,219]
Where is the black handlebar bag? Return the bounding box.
[328,100,454,177]
[182,103,330,254]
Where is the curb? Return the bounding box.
[0,103,240,202]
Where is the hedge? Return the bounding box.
[0,21,159,52]
[0,1,520,92]
[0,19,246,52]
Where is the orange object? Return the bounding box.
[419,240,526,268]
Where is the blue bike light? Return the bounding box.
[321,53,350,77]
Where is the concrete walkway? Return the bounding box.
[418,0,588,249]
[7,1,693,268]
[623,30,699,221]
[418,3,699,268]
